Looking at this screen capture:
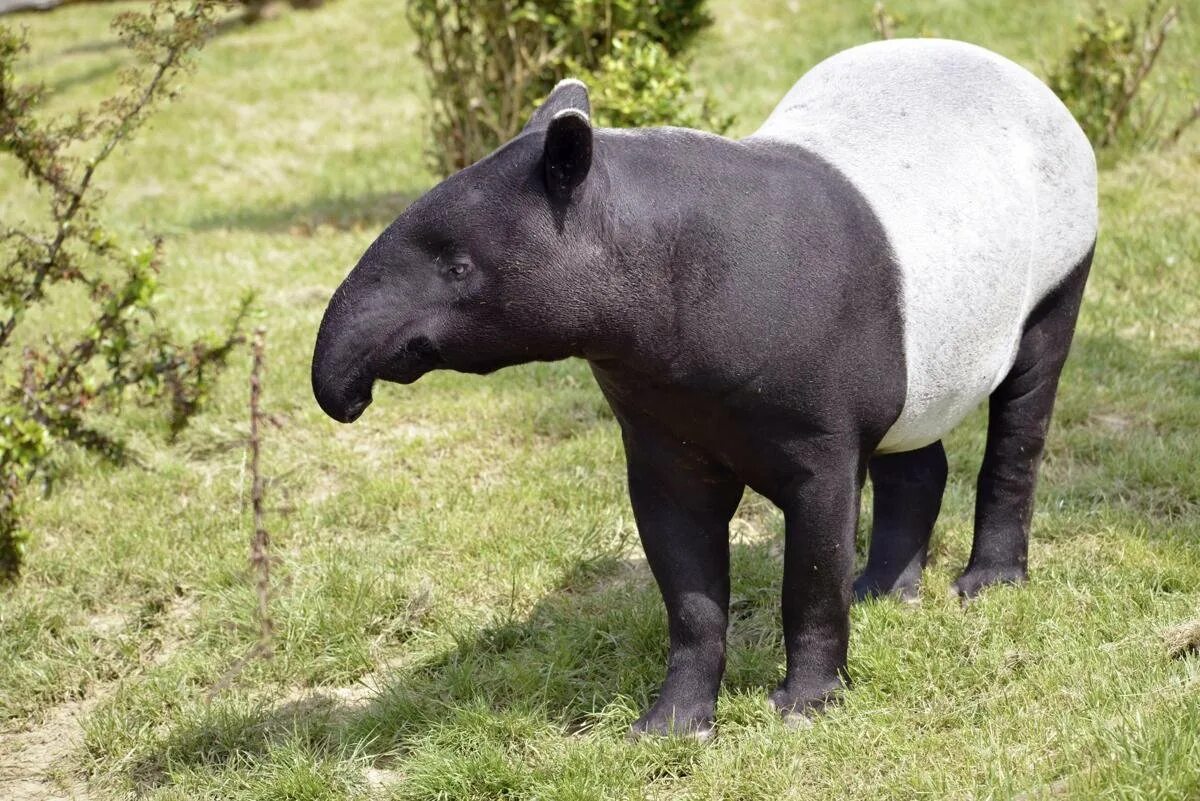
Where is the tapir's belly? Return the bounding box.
[750,39,1098,453]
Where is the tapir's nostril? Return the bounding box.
[311,343,374,422]
[342,398,369,423]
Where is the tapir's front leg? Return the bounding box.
[622,426,745,740]
[770,440,864,720]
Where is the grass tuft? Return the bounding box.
[1163,619,1200,660]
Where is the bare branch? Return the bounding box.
[1099,3,1179,148]
[1162,98,1200,147]
[248,326,272,655]
[0,2,245,579]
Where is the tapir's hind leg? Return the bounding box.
[954,245,1094,598]
[854,441,948,602]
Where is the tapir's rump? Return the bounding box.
[751,39,1098,453]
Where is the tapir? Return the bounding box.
[312,38,1098,738]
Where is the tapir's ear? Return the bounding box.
[521,78,591,135]
[543,108,593,201]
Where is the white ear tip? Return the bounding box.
[551,108,591,124]
[553,78,588,92]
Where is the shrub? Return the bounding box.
[0,1,249,579]
[1048,1,1197,150]
[570,34,732,132]
[405,0,729,175]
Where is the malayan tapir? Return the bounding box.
[312,38,1098,738]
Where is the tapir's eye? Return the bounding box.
[440,259,472,281]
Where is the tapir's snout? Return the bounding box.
[312,335,374,425]
[311,279,377,424]
[312,368,372,424]
[312,263,449,422]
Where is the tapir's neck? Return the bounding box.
[578,128,736,361]
[579,128,822,372]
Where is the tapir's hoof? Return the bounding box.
[952,565,1027,600]
[767,683,842,725]
[852,572,921,604]
[627,705,715,742]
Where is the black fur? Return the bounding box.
[311,82,1089,736]
[953,244,1093,597]
[854,441,948,602]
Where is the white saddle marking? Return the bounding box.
[750,39,1098,452]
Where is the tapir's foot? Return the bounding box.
[952,564,1027,599]
[852,570,921,603]
[628,699,715,742]
[767,679,843,727]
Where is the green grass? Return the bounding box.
[2,1,1199,799]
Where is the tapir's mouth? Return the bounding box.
[375,336,444,386]
[313,336,443,424]
[316,368,373,424]
[340,395,370,423]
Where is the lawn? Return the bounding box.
[1,1,1198,799]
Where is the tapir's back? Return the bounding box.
[749,39,1097,453]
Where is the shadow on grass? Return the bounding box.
[1050,331,1200,526]
[26,14,259,80]
[117,330,1198,790]
[187,189,424,235]
[46,58,121,94]
[121,540,788,793]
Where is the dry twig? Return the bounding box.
[871,2,898,40]
[249,326,272,655]
[1162,98,1200,147]
[208,327,274,698]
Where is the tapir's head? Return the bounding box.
[312,80,605,423]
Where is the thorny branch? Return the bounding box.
[0,1,248,580]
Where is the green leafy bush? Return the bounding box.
[0,1,249,579]
[1048,1,1197,150]
[405,0,730,175]
[571,34,731,132]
